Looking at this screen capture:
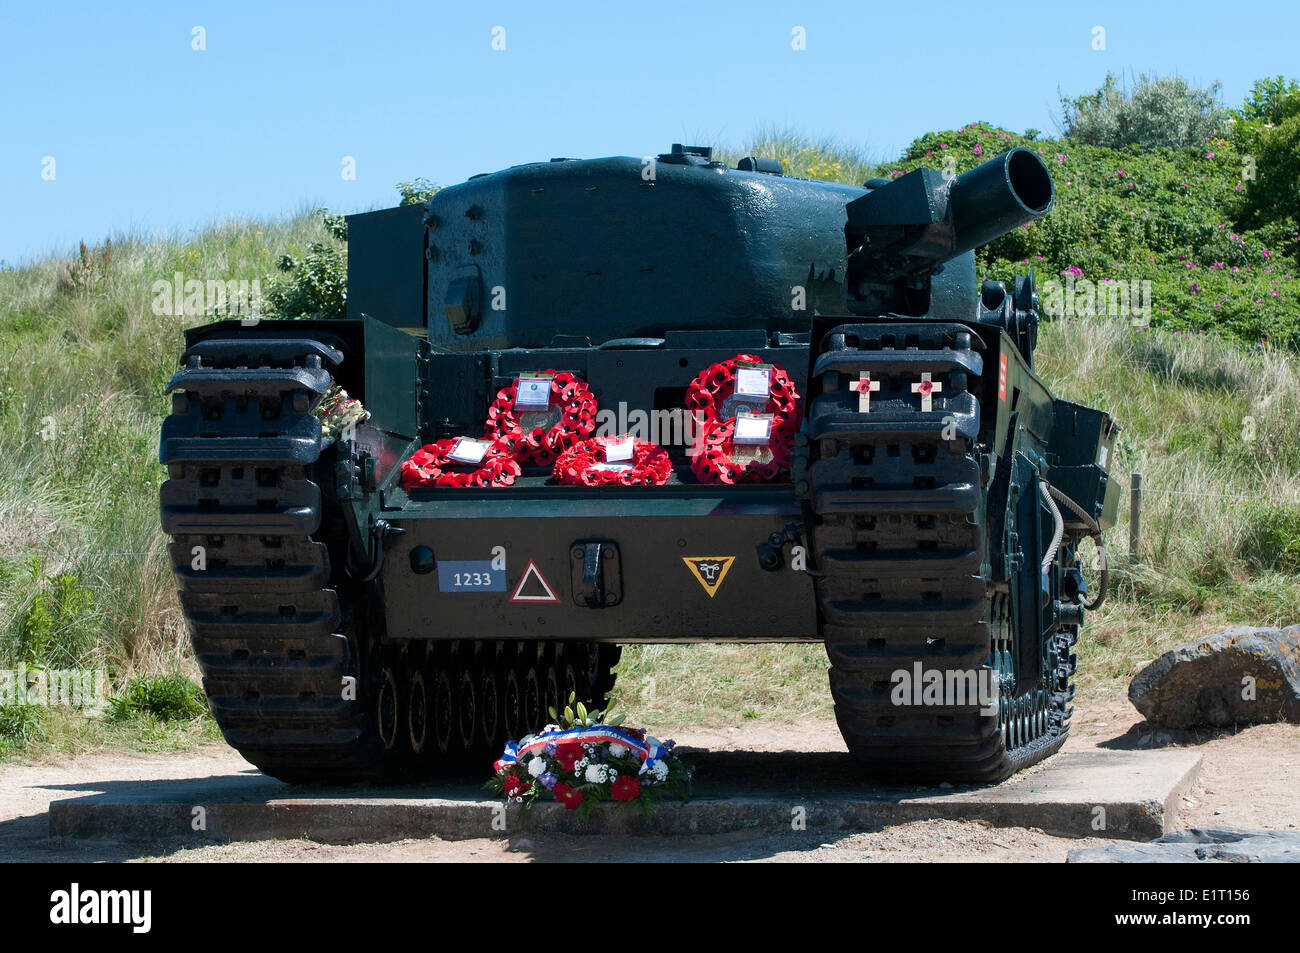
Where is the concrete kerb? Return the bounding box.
[47,749,1203,845]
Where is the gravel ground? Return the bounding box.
[1,691,1296,862]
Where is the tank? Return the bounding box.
[159,143,1120,783]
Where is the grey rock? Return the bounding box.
[1128,626,1300,729]
[1068,827,1300,863]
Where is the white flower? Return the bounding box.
[574,758,588,772]
[585,764,606,784]
[652,761,669,781]
[639,757,655,777]
[608,743,628,758]
[527,756,547,778]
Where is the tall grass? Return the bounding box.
[1033,317,1300,689]
[711,126,881,182]
[0,210,340,679]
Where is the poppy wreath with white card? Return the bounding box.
[684,353,800,433]
[486,370,598,466]
[684,354,800,484]
[552,435,673,487]
[690,416,793,485]
[399,437,522,489]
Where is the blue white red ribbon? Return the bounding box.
[494,725,652,773]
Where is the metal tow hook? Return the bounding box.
[347,519,405,582]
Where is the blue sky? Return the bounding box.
[1,0,1295,264]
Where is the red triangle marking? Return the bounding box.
[510,560,559,603]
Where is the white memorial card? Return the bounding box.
[733,413,774,445]
[448,437,490,464]
[514,374,553,408]
[604,437,635,462]
[735,365,772,398]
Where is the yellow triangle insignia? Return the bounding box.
[682,556,736,598]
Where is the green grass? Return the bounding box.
[2,124,1299,747]
[609,644,834,729]
[0,706,222,763]
[0,704,48,754]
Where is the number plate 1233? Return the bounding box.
[436,560,506,593]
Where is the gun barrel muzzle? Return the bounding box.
[947,148,1055,258]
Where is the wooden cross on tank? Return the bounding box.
[912,372,942,412]
[851,371,881,412]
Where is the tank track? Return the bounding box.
[803,322,1075,783]
[160,332,617,783]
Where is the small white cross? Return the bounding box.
[851,371,881,413]
[911,372,943,412]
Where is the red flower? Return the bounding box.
[503,773,528,798]
[554,743,583,771]
[610,775,641,802]
[553,782,585,811]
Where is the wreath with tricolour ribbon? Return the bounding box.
[486,370,598,466]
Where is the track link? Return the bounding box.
[803,322,1073,782]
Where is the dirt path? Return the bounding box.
[2,691,1297,862]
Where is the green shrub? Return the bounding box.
[0,704,47,752]
[1235,114,1300,244]
[397,178,441,206]
[870,117,1300,351]
[1231,75,1300,150]
[108,674,208,722]
[1061,73,1230,149]
[260,180,437,319]
[262,240,347,320]
[11,559,97,668]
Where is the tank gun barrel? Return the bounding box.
[845,147,1055,288]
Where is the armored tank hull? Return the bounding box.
[160,144,1119,783]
